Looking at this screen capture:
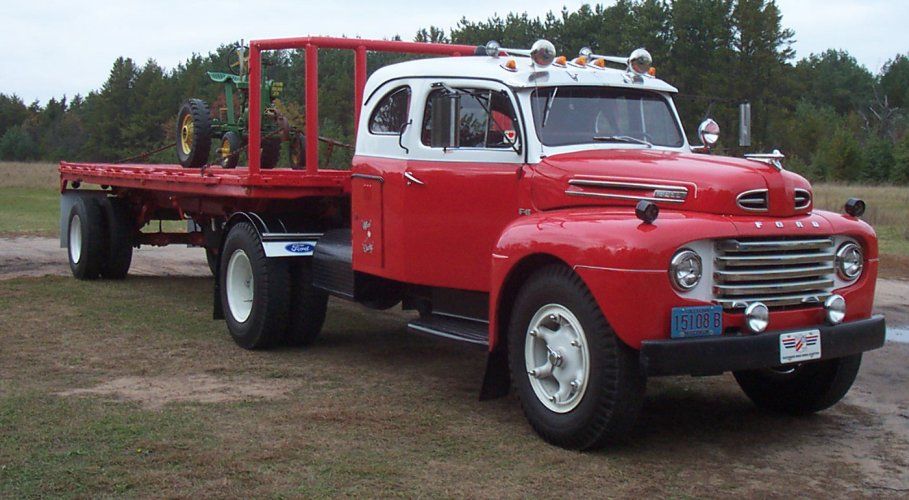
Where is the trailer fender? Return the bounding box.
[225,212,321,258]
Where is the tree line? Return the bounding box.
[1,0,907,183]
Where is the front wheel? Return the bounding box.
[508,265,645,450]
[176,99,212,168]
[733,354,862,415]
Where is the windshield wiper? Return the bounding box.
[592,135,652,148]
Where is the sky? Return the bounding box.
[1,0,907,105]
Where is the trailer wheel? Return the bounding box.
[99,197,134,279]
[176,98,212,168]
[508,265,645,450]
[67,197,106,280]
[219,222,289,349]
[733,354,862,415]
[290,133,306,170]
[260,137,281,169]
[219,131,242,168]
[285,260,329,346]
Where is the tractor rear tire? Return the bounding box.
[99,197,134,279]
[261,137,281,169]
[219,131,242,169]
[284,260,329,346]
[176,99,212,168]
[67,196,106,280]
[220,222,289,349]
[290,133,306,170]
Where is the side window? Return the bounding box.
[368,86,411,135]
[421,88,519,149]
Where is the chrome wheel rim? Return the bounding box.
[69,215,82,264]
[525,304,590,413]
[225,249,254,323]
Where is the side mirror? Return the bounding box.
[696,118,720,151]
[430,94,460,149]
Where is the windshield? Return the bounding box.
[530,86,684,148]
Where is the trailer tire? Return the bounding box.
[260,137,281,169]
[99,197,134,279]
[219,131,242,168]
[220,222,289,349]
[67,197,106,280]
[508,264,645,450]
[284,260,329,346]
[176,98,212,168]
[733,354,862,415]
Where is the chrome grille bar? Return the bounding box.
[713,236,836,310]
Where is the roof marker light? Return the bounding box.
[591,58,606,69]
[553,56,567,67]
[502,58,518,72]
[648,67,657,77]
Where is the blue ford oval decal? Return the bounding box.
[285,243,314,253]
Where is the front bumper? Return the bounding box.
[640,315,886,376]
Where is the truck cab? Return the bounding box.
[346,41,884,449]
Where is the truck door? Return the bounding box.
[396,80,526,292]
[351,85,413,276]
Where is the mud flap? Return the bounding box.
[479,347,510,400]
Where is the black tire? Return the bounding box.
[260,137,281,169]
[99,197,134,279]
[176,98,212,168]
[733,354,862,415]
[67,197,106,280]
[219,131,242,169]
[219,222,289,349]
[508,265,646,450]
[290,133,306,170]
[284,260,329,346]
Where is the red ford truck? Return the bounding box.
[59,37,886,450]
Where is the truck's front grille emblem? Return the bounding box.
[713,237,836,310]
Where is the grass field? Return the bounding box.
[2,276,904,497]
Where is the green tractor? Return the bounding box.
[175,44,306,169]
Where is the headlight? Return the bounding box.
[835,242,863,281]
[669,249,702,291]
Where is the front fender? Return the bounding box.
[488,208,737,350]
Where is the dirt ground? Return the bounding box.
[1,236,908,496]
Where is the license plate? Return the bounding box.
[779,330,821,364]
[670,305,723,339]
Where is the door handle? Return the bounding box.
[404,171,425,186]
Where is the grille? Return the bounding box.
[713,237,835,309]
[737,189,768,211]
[794,189,811,210]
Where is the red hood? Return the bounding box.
[531,149,812,217]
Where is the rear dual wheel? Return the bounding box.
[67,196,134,280]
[219,222,327,349]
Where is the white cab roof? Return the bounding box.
[364,55,678,100]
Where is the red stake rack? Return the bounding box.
[247,36,477,176]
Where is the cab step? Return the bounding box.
[407,314,489,347]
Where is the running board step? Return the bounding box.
[407,314,489,347]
